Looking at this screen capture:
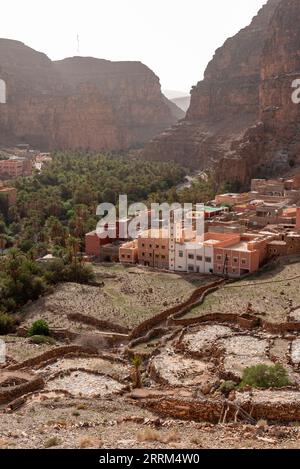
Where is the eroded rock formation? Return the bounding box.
[144,0,300,186]
[0,40,183,151]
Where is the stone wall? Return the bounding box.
[129,279,225,340]
[0,376,44,405]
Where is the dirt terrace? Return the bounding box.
[22,265,210,331]
[183,262,300,323]
[2,262,300,448]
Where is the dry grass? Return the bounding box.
[0,438,10,449]
[190,435,203,446]
[136,428,162,442]
[163,430,181,444]
[78,437,102,449]
[257,419,269,430]
[136,428,181,444]
[44,436,61,448]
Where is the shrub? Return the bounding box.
[28,335,56,345]
[136,428,161,442]
[44,437,60,448]
[28,319,50,337]
[219,380,236,396]
[239,364,291,390]
[0,312,16,335]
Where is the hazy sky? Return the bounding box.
[1,0,266,92]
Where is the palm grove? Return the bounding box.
[0,152,191,322]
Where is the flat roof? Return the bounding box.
[204,206,224,213]
[227,241,251,252]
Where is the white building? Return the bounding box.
[174,240,214,274]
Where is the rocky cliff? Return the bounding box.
[0,40,183,151]
[144,0,300,187]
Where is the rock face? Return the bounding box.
[144,0,300,186]
[0,39,183,151]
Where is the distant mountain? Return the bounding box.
[144,0,298,187]
[163,90,190,100]
[0,40,182,151]
[171,96,191,113]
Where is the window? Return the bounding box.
[162,245,166,250]
[149,244,152,248]
[217,255,222,261]
[188,265,194,272]
[205,257,211,263]
[241,259,247,265]
[188,254,194,260]
[142,243,145,247]
[149,253,152,257]
[142,253,145,257]
[155,254,159,258]
[121,254,125,258]
[161,255,166,259]
[127,255,131,259]
[233,257,238,264]
[197,255,203,261]
[179,251,184,258]
[156,244,159,249]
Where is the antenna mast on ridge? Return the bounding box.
[76,34,80,55]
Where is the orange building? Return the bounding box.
[138,229,169,269]
[119,240,139,264]
[213,234,268,278]
[0,157,32,178]
[85,230,112,258]
[85,218,131,258]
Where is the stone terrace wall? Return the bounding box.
[6,346,94,371]
[0,376,44,405]
[129,279,225,340]
[142,394,300,423]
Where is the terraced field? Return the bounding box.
[22,264,213,331]
[182,262,300,324]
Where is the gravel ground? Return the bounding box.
[1,396,300,449]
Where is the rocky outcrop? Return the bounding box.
[0,40,183,151]
[144,0,300,186]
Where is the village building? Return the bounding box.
[171,233,240,275]
[85,218,131,259]
[137,229,170,269]
[119,240,139,264]
[0,182,17,206]
[215,193,250,207]
[0,156,33,178]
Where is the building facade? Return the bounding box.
[0,157,32,178]
[137,230,169,269]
